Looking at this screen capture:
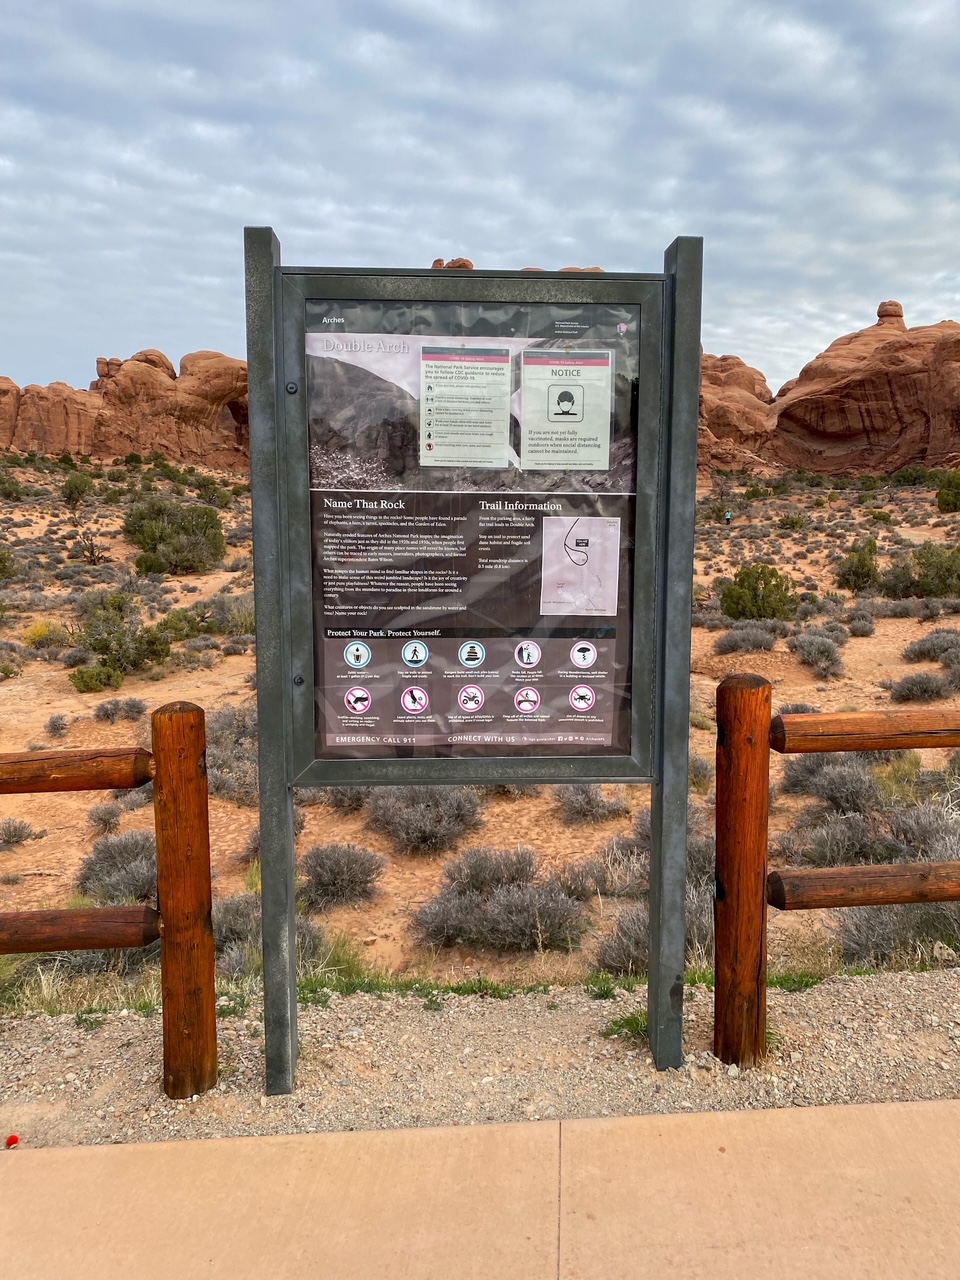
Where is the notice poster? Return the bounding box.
[419,346,512,467]
[520,350,613,469]
[306,298,641,760]
[311,489,634,758]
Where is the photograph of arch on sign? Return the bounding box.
[306,298,639,762]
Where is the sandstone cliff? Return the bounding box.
[5,300,960,479]
[697,353,780,477]
[0,350,248,469]
[768,302,960,474]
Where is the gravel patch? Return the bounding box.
[1,970,959,1148]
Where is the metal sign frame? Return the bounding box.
[244,228,702,1093]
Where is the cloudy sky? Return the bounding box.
[2,0,959,395]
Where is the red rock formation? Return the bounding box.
[697,353,780,477]
[771,303,960,474]
[0,351,248,469]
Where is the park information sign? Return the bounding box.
[244,230,702,1093]
[306,299,638,763]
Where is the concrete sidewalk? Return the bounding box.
[2,1100,958,1279]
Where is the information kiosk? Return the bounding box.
[244,230,702,1092]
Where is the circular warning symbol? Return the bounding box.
[569,685,596,711]
[401,686,429,714]
[458,641,486,668]
[457,685,484,712]
[344,687,372,714]
[401,641,429,667]
[515,687,541,714]
[514,641,542,668]
[344,642,372,669]
[570,641,597,669]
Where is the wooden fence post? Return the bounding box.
[714,673,771,1067]
[152,702,217,1099]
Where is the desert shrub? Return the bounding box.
[688,754,714,795]
[61,471,94,511]
[0,469,23,502]
[195,592,255,637]
[787,632,843,678]
[112,780,154,811]
[414,882,585,951]
[0,817,45,850]
[685,830,717,888]
[45,713,69,738]
[809,621,849,646]
[777,814,906,867]
[806,761,881,815]
[550,857,610,901]
[880,543,960,599]
[779,752,835,795]
[75,830,157,903]
[69,664,124,693]
[212,893,262,980]
[848,614,875,637]
[935,471,960,513]
[90,690,148,725]
[298,842,385,910]
[840,901,960,967]
[479,783,543,799]
[212,896,335,983]
[713,627,775,654]
[62,645,93,669]
[836,538,879,592]
[685,877,715,966]
[690,610,729,630]
[553,783,630,824]
[597,903,650,975]
[0,546,18,582]
[122,496,226,575]
[732,617,792,637]
[443,845,536,894]
[88,802,122,836]
[886,803,960,860]
[887,672,955,703]
[776,702,820,715]
[720,563,799,621]
[902,628,960,663]
[205,704,260,807]
[22,620,72,649]
[77,592,170,677]
[594,835,648,897]
[319,786,370,812]
[366,785,482,854]
[412,889,483,947]
[292,787,328,807]
[777,513,806,531]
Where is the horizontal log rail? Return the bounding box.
[0,747,155,795]
[0,704,216,1099]
[771,709,960,755]
[767,863,960,911]
[0,906,161,955]
[716,677,960,1070]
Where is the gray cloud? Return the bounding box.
[0,0,958,394]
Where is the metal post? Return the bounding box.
[647,237,703,1069]
[245,226,299,1094]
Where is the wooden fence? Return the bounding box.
[0,702,217,1099]
[714,673,960,1068]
